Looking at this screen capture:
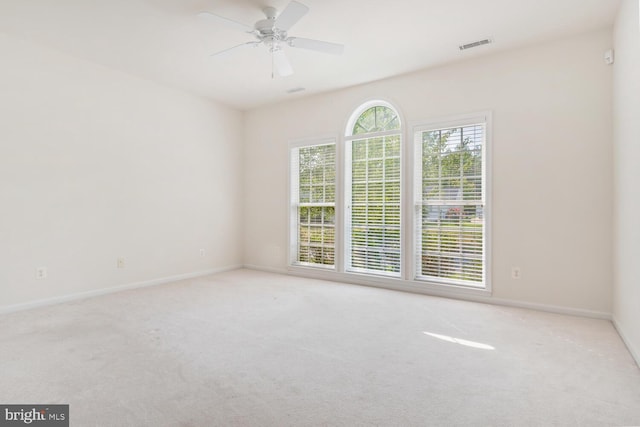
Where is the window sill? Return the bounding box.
[286,265,492,298]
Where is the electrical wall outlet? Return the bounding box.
[36,267,47,279]
[117,258,125,269]
[200,249,206,257]
[511,267,521,279]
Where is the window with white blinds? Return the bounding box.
[414,119,487,287]
[346,104,402,276]
[290,141,336,267]
[288,106,490,292]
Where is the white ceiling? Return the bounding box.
[0,0,620,110]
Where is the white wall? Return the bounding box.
[244,29,613,316]
[0,34,244,310]
[613,0,640,362]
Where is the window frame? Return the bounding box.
[410,111,492,292]
[344,100,404,277]
[286,107,492,297]
[288,136,339,271]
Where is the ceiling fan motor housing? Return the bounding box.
[255,18,277,34]
[262,6,278,19]
[255,13,288,50]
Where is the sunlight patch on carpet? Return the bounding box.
[423,332,495,350]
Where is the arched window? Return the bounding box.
[345,101,402,276]
[351,105,400,135]
[288,99,489,290]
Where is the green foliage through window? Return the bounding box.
[352,106,400,135]
[295,143,336,267]
[349,109,402,275]
[418,124,485,284]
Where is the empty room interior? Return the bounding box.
[1,0,639,425]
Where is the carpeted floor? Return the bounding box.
[1,269,639,426]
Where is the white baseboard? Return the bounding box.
[485,296,611,320]
[3,263,613,324]
[244,264,611,320]
[612,318,640,368]
[243,264,288,275]
[0,264,242,315]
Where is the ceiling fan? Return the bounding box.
[198,1,344,77]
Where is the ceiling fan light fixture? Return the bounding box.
[200,0,345,77]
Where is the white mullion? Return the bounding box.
[343,139,352,271]
[382,135,387,261]
[413,131,423,279]
[458,127,464,261]
[436,130,444,274]
[345,128,400,141]
[299,202,335,208]
[290,147,301,265]
[364,137,370,268]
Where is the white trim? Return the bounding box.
[335,129,345,273]
[288,108,496,301]
[345,128,401,141]
[288,143,297,266]
[343,136,353,270]
[288,134,337,149]
[410,111,492,133]
[613,318,640,368]
[485,296,611,320]
[340,97,407,146]
[344,99,403,137]
[344,100,405,276]
[484,111,493,293]
[411,110,492,292]
[247,265,611,321]
[0,265,242,315]
[288,136,339,268]
[288,264,491,297]
[407,124,420,281]
[244,264,289,274]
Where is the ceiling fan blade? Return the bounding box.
[275,1,309,31]
[210,42,260,58]
[273,49,294,77]
[198,11,255,34]
[288,37,344,55]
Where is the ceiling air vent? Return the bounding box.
[287,87,306,94]
[459,39,493,51]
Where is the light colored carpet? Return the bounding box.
[1,269,639,426]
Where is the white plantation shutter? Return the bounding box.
[290,141,336,267]
[414,119,487,287]
[346,104,402,276]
